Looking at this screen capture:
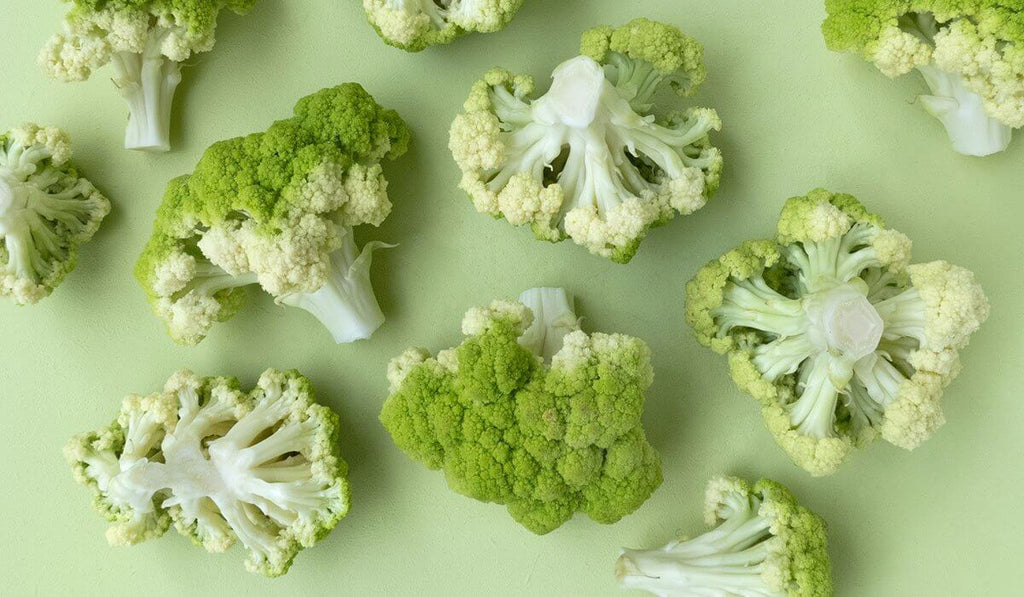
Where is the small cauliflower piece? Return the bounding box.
[135,84,410,346]
[823,1,1024,156]
[685,189,989,476]
[363,0,524,52]
[449,18,723,264]
[616,476,832,597]
[40,1,259,152]
[380,287,662,534]
[66,369,350,577]
[0,124,110,305]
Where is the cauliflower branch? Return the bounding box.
[380,287,662,534]
[40,0,259,152]
[616,476,832,597]
[135,84,410,345]
[824,1,1024,156]
[66,369,350,577]
[0,124,110,305]
[363,0,523,52]
[685,189,989,475]
[449,18,722,264]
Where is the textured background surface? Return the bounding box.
[1,1,1021,595]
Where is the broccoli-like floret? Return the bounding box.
[40,0,259,152]
[65,369,349,577]
[449,18,722,264]
[362,0,523,52]
[134,83,410,346]
[380,287,662,534]
[0,124,110,305]
[685,189,989,476]
[823,1,1024,156]
[616,476,832,597]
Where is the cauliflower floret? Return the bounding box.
[449,19,722,264]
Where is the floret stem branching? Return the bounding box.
[788,354,845,438]
[189,262,259,299]
[616,495,779,595]
[716,279,807,338]
[873,287,927,345]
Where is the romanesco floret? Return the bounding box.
[65,369,350,577]
[362,0,523,52]
[449,18,723,264]
[40,0,259,152]
[0,124,110,305]
[616,476,832,597]
[380,287,662,534]
[134,84,410,346]
[685,189,989,476]
[823,1,1024,156]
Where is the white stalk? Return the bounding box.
[112,33,182,152]
[917,64,1011,157]
[517,287,580,361]
[280,231,392,344]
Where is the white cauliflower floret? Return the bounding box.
[363,0,523,51]
[868,26,933,77]
[151,251,198,297]
[462,299,532,336]
[40,2,256,152]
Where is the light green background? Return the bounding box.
[1,1,1021,595]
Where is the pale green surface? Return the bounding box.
[0,1,1021,595]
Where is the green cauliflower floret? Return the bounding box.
[134,83,410,346]
[362,0,524,52]
[449,18,723,264]
[0,124,110,305]
[380,287,662,534]
[65,368,350,577]
[616,476,833,597]
[40,0,259,152]
[685,189,989,476]
[823,1,1024,156]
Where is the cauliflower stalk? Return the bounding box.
[380,287,662,534]
[135,84,410,346]
[449,18,722,264]
[363,0,523,52]
[0,124,110,305]
[616,476,832,597]
[40,0,259,152]
[65,369,350,577]
[685,189,989,476]
[823,1,1024,156]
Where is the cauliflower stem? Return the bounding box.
[280,233,392,344]
[112,31,183,152]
